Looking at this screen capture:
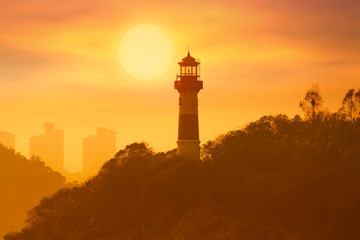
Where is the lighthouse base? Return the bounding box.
[177,140,200,159]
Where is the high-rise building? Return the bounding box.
[82,127,116,176]
[30,123,64,172]
[0,131,15,149]
[174,51,203,159]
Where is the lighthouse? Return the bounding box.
[174,51,203,159]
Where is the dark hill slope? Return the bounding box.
[5,115,360,240]
[0,145,67,238]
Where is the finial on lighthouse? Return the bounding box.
[174,51,203,159]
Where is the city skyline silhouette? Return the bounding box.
[0,125,117,177]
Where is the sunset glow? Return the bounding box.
[2,1,360,238]
[0,0,359,173]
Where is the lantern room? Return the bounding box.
[174,51,203,92]
[177,51,200,78]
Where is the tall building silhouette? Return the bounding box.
[30,123,64,172]
[174,51,203,159]
[82,127,116,176]
[0,131,15,149]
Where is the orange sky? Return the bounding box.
[1,0,359,172]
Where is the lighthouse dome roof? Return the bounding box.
[178,51,200,66]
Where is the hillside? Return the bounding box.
[4,114,360,240]
[0,145,68,238]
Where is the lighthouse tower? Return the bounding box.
[174,51,203,159]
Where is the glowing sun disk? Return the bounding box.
[119,24,173,80]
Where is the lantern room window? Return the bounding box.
[185,66,191,76]
[179,66,198,76]
[193,66,197,76]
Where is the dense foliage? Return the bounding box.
[0,145,67,238]
[5,113,360,240]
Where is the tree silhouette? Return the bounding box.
[338,89,360,121]
[0,144,68,238]
[6,113,360,240]
[299,84,324,120]
[5,88,360,240]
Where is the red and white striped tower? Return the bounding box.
[174,51,203,159]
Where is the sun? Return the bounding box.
[119,24,173,80]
